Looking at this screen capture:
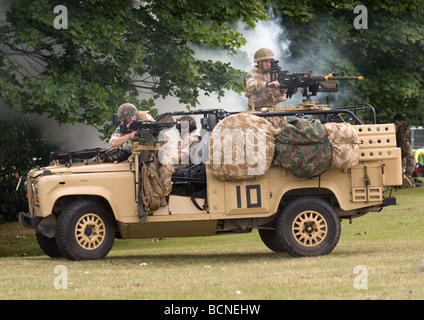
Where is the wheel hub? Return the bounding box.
[292,210,328,247]
[75,213,105,250]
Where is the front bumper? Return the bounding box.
[18,212,37,228]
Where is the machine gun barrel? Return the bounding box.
[323,74,364,81]
[331,76,364,80]
[269,60,364,98]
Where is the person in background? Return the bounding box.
[393,114,416,187]
[176,115,200,165]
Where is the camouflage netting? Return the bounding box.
[275,118,332,179]
[324,122,360,169]
[209,113,275,181]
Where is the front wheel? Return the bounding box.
[276,197,341,257]
[56,200,115,260]
[36,232,63,258]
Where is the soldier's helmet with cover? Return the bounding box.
[253,48,275,63]
[117,103,137,121]
[177,115,197,132]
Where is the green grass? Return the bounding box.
[1,181,423,300]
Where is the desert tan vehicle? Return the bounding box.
[19,101,402,260]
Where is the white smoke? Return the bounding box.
[1,5,296,150]
[155,16,297,114]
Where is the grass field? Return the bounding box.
[0,181,423,300]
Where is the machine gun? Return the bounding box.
[119,120,176,144]
[269,60,364,99]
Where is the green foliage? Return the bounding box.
[0,118,57,222]
[0,0,267,139]
[272,1,424,124]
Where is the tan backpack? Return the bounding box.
[141,163,164,212]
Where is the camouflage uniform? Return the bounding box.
[176,115,200,165]
[245,65,287,111]
[109,126,132,148]
[109,103,140,148]
[395,117,416,185]
[244,51,289,131]
[178,132,200,165]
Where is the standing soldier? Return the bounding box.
[394,114,416,187]
[244,48,297,130]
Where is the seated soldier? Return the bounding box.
[110,103,172,207]
[109,103,154,148]
[176,115,200,165]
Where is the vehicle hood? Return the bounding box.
[28,162,131,178]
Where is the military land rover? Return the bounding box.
[19,95,402,260]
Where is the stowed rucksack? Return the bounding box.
[209,113,275,181]
[275,118,332,179]
[141,163,164,213]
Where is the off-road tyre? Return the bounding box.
[36,232,63,258]
[258,229,285,252]
[56,199,115,260]
[276,197,341,257]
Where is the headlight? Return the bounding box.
[30,181,39,204]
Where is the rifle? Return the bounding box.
[120,121,176,144]
[269,60,364,99]
[161,109,235,132]
[113,108,236,143]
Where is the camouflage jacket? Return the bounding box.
[244,66,287,111]
[178,132,200,165]
[109,126,132,148]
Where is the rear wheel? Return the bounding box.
[276,197,341,257]
[56,199,115,260]
[258,229,285,252]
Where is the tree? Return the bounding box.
[0,117,56,222]
[0,0,268,139]
[271,0,424,124]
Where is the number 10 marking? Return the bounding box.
[236,184,262,208]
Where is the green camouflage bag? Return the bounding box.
[275,118,331,179]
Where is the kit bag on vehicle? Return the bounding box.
[275,118,332,179]
[324,122,360,169]
[141,163,164,212]
[209,113,275,181]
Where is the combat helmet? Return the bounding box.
[117,103,137,121]
[176,115,197,132]
[253,48,275,63]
